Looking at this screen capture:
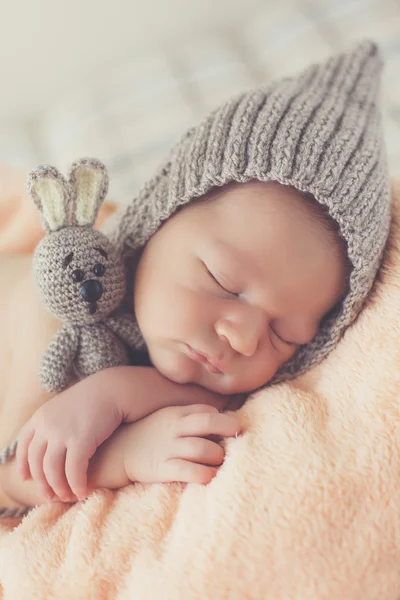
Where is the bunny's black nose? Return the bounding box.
[80,279,103,303]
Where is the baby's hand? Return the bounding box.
[16,387,123,502]
[122,404,241,486]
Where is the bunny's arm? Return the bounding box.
[40,325,79,393]
[104,313,145,350]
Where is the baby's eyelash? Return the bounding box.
[270,327,296,347]
[204,263,237,296]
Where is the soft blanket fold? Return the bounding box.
[1,172,400,599]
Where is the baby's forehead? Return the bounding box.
[197,180,314,227]
[190,180,347,275]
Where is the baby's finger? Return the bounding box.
[16,428,35,480]
[177,412,240,439]
[65,448,89,501]
[28,439,55,501]
[178,404,219,417]
[173,437,225,466]
[43,446,73,503]
[164,458,218,485]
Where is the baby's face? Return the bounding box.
[134,181,348,394]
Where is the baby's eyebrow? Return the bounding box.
[94,247,108,260]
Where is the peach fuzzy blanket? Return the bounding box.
[1,168,400,599]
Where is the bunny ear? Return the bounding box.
[28,165,70,233]
[69,158,109,227]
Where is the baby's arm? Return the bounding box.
[3,404,240,510]
[16,366,229,502]
[86,365,229,420]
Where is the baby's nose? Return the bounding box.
[80,279,103,303]
[215,316,262,357]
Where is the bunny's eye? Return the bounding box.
[71,269,85,283]
[93,263,105,277]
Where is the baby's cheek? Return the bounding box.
[233,354,280,394]
[136,283,187,340]
[150,346,199,386]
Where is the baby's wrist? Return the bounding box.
[87,423,132,492]
[77,368,125,422]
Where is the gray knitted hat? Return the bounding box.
[110,39,391,383]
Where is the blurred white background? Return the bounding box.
[0,0,399,200]
[0,0,265,120]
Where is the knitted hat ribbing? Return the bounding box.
[110,39,391,383]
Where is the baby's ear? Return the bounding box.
[28,165,70,233]
[69,158,109,227]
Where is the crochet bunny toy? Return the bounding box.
[29,157,138,393]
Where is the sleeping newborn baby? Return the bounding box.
[0,40,390,513]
